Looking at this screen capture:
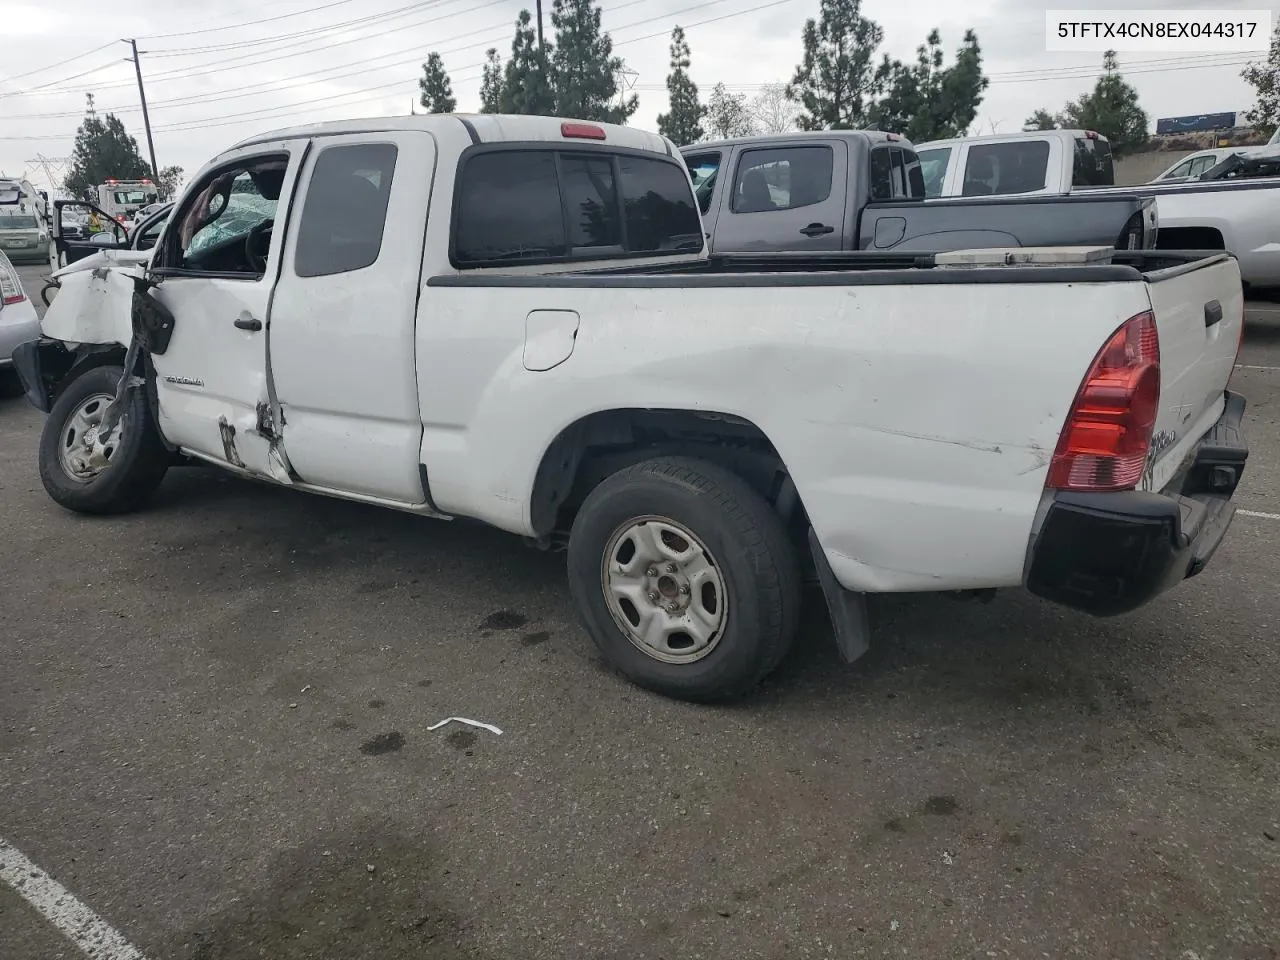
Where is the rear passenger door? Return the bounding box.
[709,140,848,253]
[266,132,436,504]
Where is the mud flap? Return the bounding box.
[807,527,871,664]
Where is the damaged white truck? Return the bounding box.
[11,114,1250,702]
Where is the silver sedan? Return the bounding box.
[0,249,41,399]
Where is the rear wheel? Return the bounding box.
[567,456,801,702]
[38,364,170,515]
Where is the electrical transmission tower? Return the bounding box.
[614,66,638,111]
[24,154,69,196]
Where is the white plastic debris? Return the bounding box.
[300,685,312,694]
[428,717,503,736]
[890,919,899,932]
[942,851,954,865]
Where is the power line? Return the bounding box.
[0,42,116,85]
[138,0,366,40]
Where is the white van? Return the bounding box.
[914,129,1116,198]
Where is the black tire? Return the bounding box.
[0,368,24,399]
[38,364,170,515]
[567,456,802,702]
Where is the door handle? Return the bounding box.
[800,222,834,237]
[234,317,262,332]
[1204,299,1222,328]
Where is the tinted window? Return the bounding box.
[868,147,893,201]
[618,155,701,251]
[1164,160,1193,179]
[963,141,1051,196]
[1071,136,1115,187]
[295,143,397,278]
[561,155,622,253]
[732,146,833,213]
[455,152,567,264]
[916,147,950,197]
[684,152,721,215]
[902,150,926,198]
[454,150,699,265]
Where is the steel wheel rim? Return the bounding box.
[600,515,729,665]
[57,392,120,482]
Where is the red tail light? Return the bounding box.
[1047,311,1160,492]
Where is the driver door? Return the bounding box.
[146,140,308,478]
[50,200,129,269]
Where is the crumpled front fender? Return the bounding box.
[41,264,140,347]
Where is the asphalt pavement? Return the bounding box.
[3,262,1279,959]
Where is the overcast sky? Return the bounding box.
[0,0,1270,192]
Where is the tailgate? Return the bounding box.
[1142,254,1243,492]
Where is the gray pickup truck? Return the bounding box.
[682,131,1157,255]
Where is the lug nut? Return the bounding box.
[665,602,680,614]
[666,563,678,574]
[647,592,659,602]
[646,566,658,577]
[679,583,690,595]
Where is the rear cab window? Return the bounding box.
[683,152,721,215]
[295,142,398,277]
[730,145,833,213]
[915,147,950,197]
[868,145,921,201]
[452,147,702,267]
[1071,135,1115,188]
[962,141,1051,196]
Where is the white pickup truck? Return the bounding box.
[11,114,1250,702]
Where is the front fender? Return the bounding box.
[41,265,137,347]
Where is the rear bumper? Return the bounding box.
[1026,391,1248,616]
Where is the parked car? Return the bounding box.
[1079,152,1280,291]
[0,214,51,264]
[913,129,1116,198]
[1,250,41,398]
[14,113,1248,703]
[682,131,1154,256]
[1151,149,1240,181]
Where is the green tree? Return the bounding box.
[550,0,637,123]
[1023,108,1059,131]
[787,0,884,130]
[418,52,456,113]
[870,29,988,141]
[1058,51,1149,155]
[64,107,151,201]
[502,9,556,115]
[656,26,705,145]
[480,48,505,113]
[705,82,755,139]
[1242,20,1280,138]
[156,164,184,200]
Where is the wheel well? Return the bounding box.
[530,408,809,539]
[57,344,130,398]
[1155,226,1226,251]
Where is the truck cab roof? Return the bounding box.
[228,114,678,158]
[685,130,911,152]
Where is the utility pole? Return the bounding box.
[125,39,160,182]
[535,0,544,50]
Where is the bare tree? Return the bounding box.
[750,83,798,134]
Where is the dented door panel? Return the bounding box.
[147,140,309,479]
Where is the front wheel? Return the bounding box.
[38,364,170,515]
[567,456,802,702]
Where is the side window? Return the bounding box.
[684,152,721,215]
[166,155,288,275]
[731,146,833,214]
[454,151,567,263]
[452,150,701,267]
[963,141,1050,196]
[868,147,893,201]
[1187,156,1214,177]
[617,154,702,251]
[135,212,170,251]
[295,142,397,277]
[1165,160,1193,179]
[915,147,950,198]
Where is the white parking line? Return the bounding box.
[0,838,148,960]
[1235,364,1280,371]
[1240,509,1280,521]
